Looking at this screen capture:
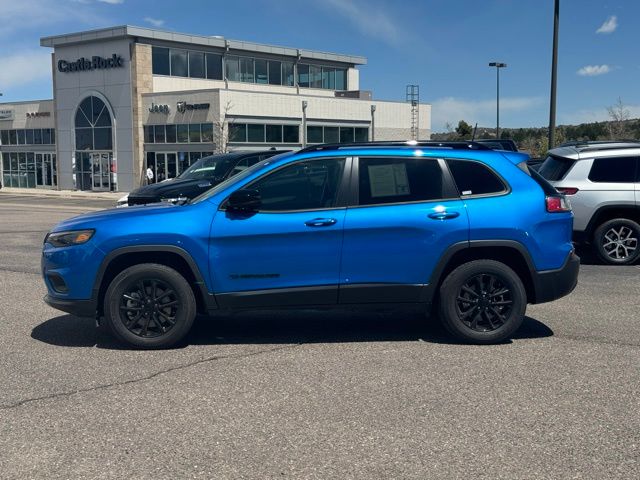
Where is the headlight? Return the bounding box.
[45,229,95,247]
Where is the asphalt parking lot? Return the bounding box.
[0,192,638,479]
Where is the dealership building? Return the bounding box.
[0,25,431,192]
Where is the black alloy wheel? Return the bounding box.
[104,263,196,349]
[455,273,514,332]
[438,260,526,344]
[594,218,640,265]
[119,278,180,338]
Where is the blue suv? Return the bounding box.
[42,141,579,348]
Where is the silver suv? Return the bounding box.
[538,141,639,265]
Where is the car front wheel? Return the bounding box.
[104,263,196,349]
[438,260,527,344]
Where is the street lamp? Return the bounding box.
[488,62,507,139]
[548,0,560,149]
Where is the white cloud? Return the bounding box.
[143,17,165,28]
[596,15,617,34]
[577,65,611,76]
[97,0,124,4]
[318,0,403,45]
[560,104,640,125]
[0,50,52,89]
[0,0,105,38]
[431,96,543,131]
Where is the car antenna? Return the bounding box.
[472,122,478,141]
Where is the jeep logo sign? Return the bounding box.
[57,54,124,73]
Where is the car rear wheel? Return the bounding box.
[438,260,526,344]
[594,218,640,265]
[104,263,196,349]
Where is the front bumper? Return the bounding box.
[531,252,580,304]
[44,294,97,318]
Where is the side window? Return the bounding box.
[588,157,637,183]
[358,157,444,206]
[446,159,506,196]
[250,158,346,211]
[228,158,250,178]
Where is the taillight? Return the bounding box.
[546,195,571,213]
[556,187,579,195]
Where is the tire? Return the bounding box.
[438,260,527,344]
[104,263,196,349]
[593,218,640,265]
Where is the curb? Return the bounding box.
[0,187,126,200]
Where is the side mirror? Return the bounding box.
[227,188,261,212]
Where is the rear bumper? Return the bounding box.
[44,295,97,318]
[531,252,580,304]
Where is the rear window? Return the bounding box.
[446,159,506,196]
[588,157,638,183]
[538,155,575,180]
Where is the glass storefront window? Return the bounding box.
[189,51,205,78]
[282,62,294,86]
[307,126,323,144]
[297,64,309,88]
[282,125,299,143]
[322,68,336,89]
[154,125,166,143]
[247,124,265,142]
[255,59,268,84]
[17,129,26,145]
[1,130,8,145]
[34,129,42,144]
[75,128,93,150]
[170,49,188,77]
[309,65,322,89]
[226,56,240,82]
[93,127,113,150]
[228,123,247,142]
[336,69,347,90]
[42,128,51,145]
[266,124,282,143]
[201,123,214,143]
[354,127,369,142]
[189,124,201,143]
[25,129,34,144]
[268,61,281,85]
[144,125,154,143]
[339,127,354,143]
[177,124,189,143]
[166,124,177,143]
[152,46,170,75]
[206,53,223,80]
[324,127,339,143]
[240,57,254,83]
[9,130,17,145]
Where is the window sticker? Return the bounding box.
[368,163,411,197]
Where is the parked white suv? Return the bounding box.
[539,141,639,265]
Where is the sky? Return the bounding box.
[0,0,637,132]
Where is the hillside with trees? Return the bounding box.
[432,98,639,158]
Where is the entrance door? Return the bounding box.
[35,153,55,188]
[91,152,111,191]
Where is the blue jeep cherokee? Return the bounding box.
[42,141,579,348]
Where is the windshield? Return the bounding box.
[190,151,293,204]
[178,155,230,180]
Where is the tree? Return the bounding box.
[607,97,630,139]
[455,120,473,139]
[213,100,234,153]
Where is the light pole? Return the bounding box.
[489,62,507,139]
[301,100,308,147]
[370,104,376,141]
[548,0,560,149]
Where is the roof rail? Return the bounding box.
[557,140,640,151]
[297,140,493,154]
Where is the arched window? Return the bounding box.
[75,96,113,150]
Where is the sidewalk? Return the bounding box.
[0,187,127,201]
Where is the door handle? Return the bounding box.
[305,218,337,227]
[428,211,460,220]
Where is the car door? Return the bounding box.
[210,156,351,308]
[339,155,468,303]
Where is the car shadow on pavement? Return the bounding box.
[31,309,554,349]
